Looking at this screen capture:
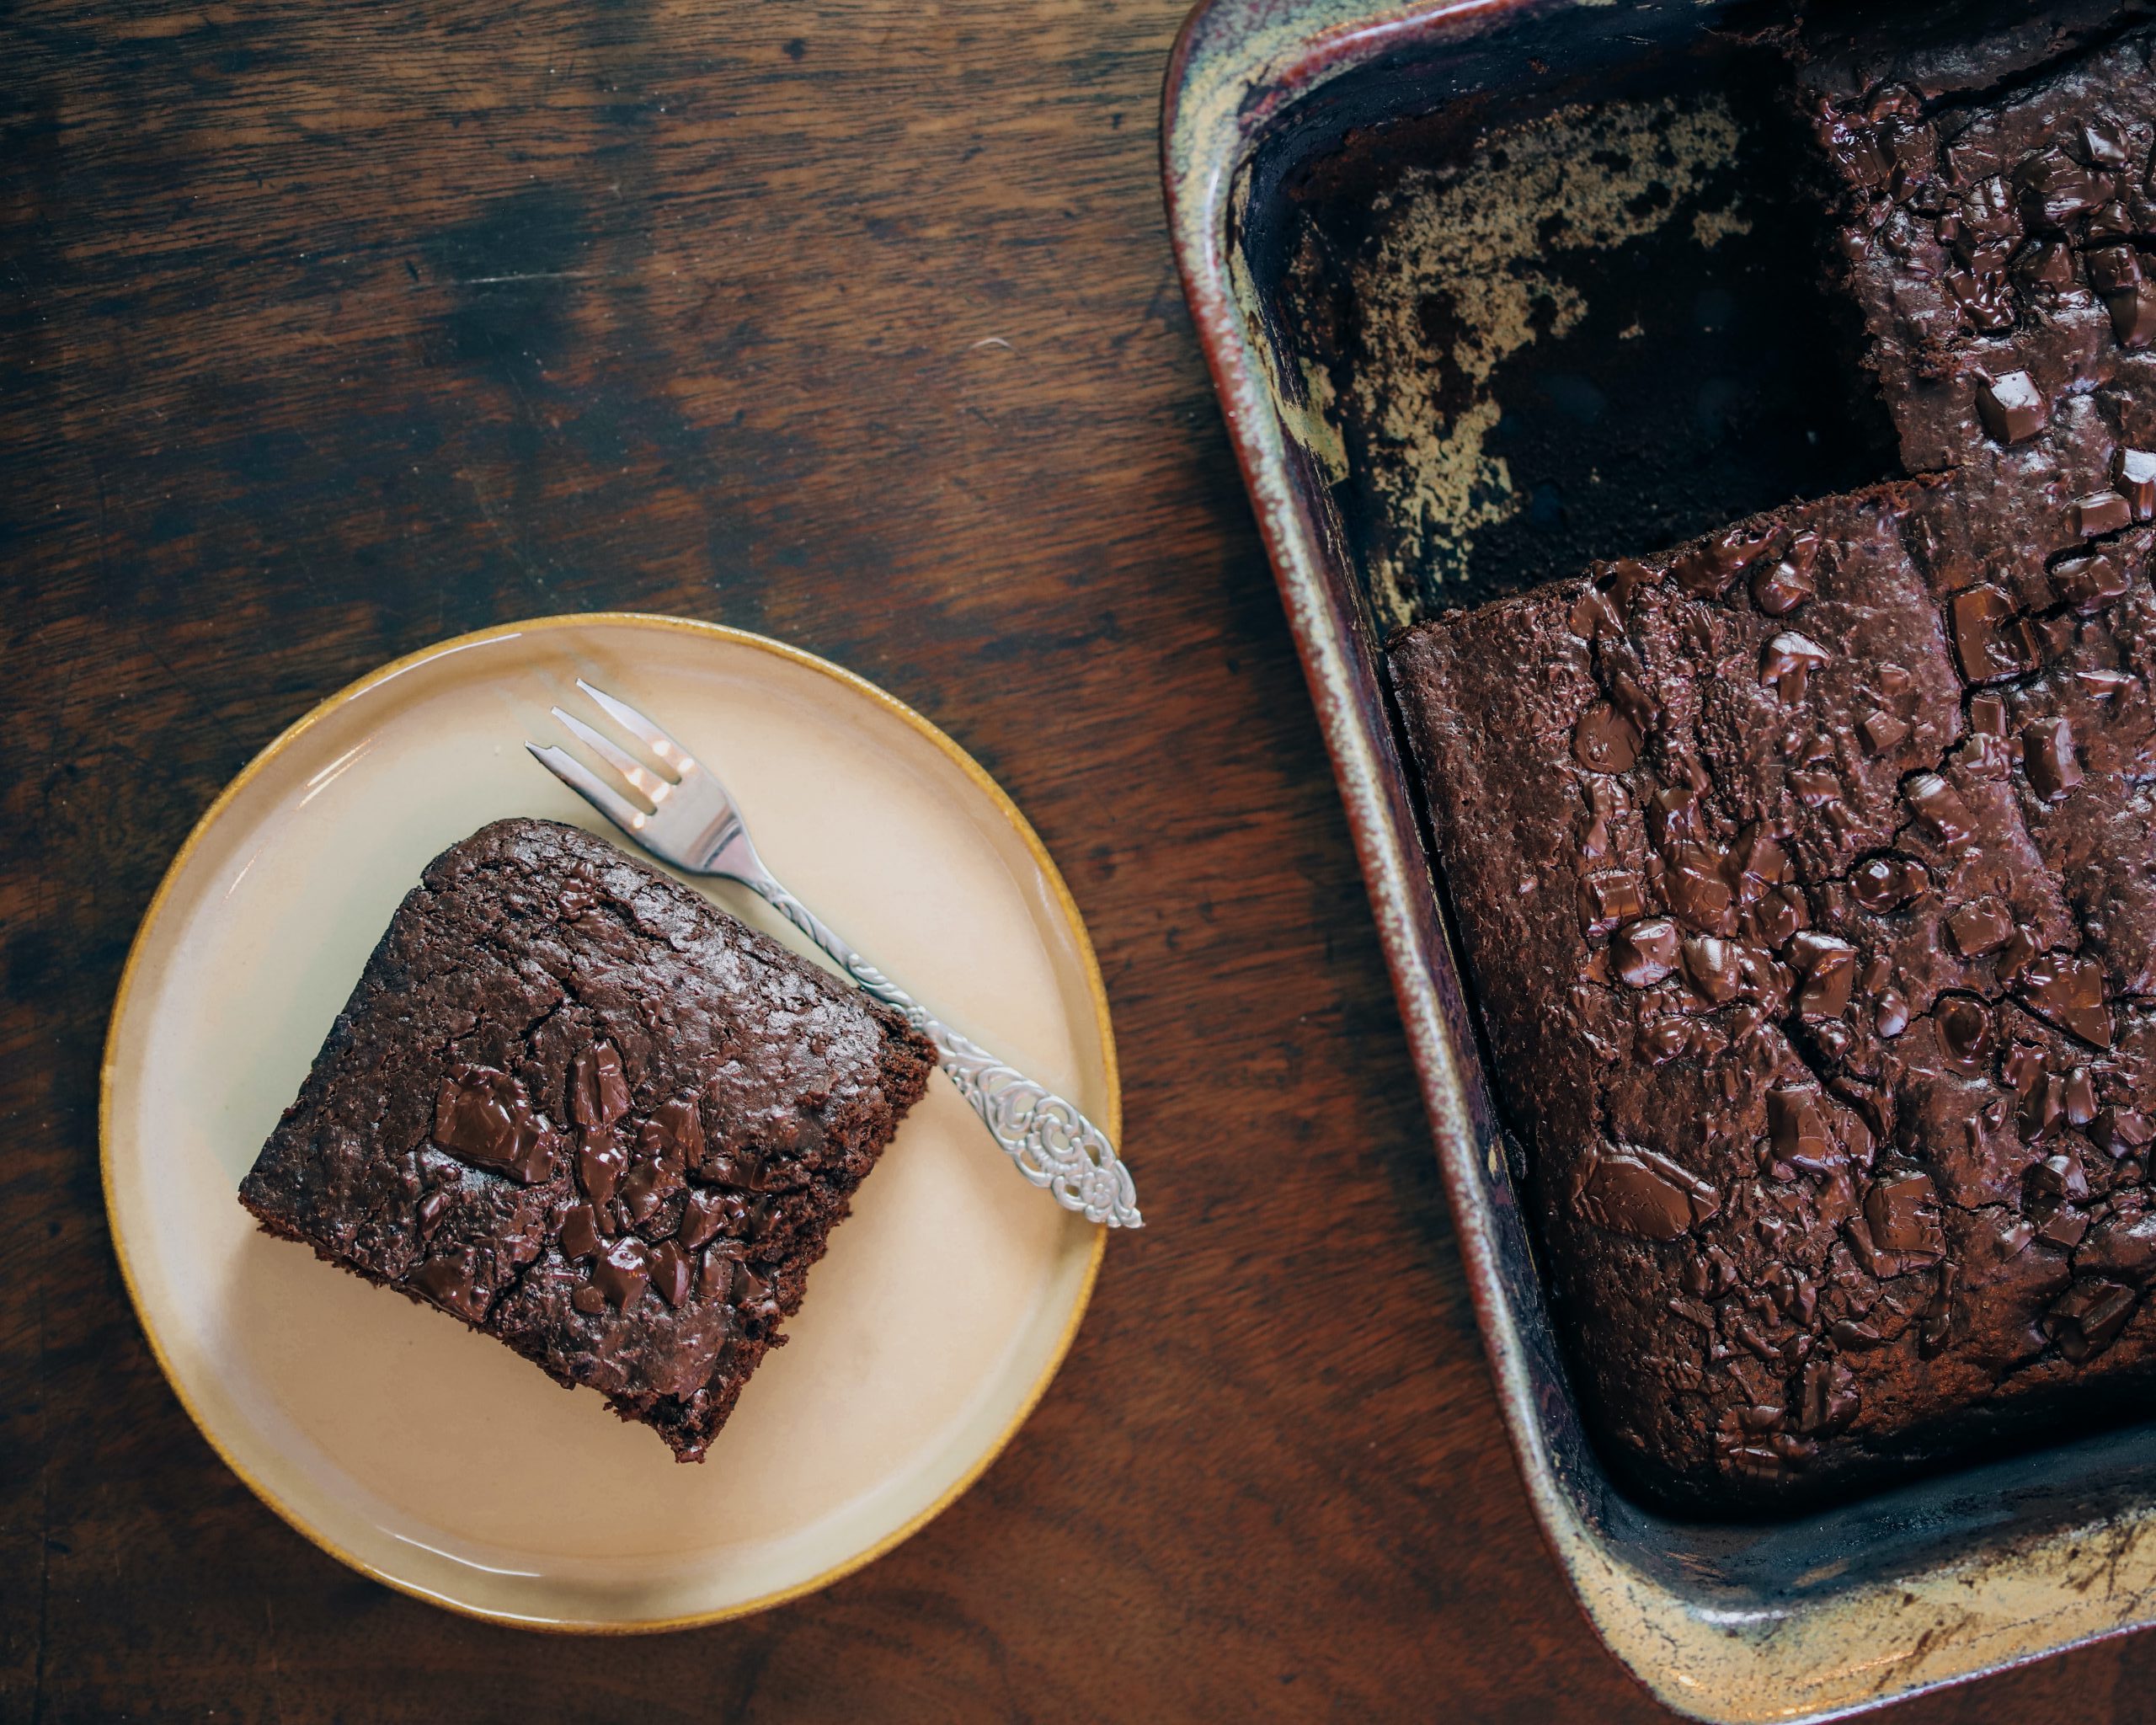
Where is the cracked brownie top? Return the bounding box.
[1393,484,2156,1509]
[237,816,937,1461]
[1385,8,2156,1515]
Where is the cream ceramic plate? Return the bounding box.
[102,614,1113,1631]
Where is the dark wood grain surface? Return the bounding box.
[3,3,2152,1720]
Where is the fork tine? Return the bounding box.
[577,679,699,774]
[551,706,674,799]
[526,742,650,834]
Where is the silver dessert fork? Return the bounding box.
[529,679,1142,1229]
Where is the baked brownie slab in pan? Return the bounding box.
[1166,0,2156,1716]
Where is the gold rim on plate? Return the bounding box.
[99,611,1118,1634]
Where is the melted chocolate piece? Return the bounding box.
[1865,1168,1944,1258]
[2109,285,2156,350]
[1859,710,1909,756]
[592,1236,652,1310]
[559,1203,603,1262]
[745,1156,798,1199]
[1671,528,1769,598]
[1949,584,2037,684]
[2000,925,2041,982]
[2017,954,2112,1047]
[642,1097,707,1170]
[2023,1076,2068,1142]
[2079,122,2130,168]
[1936,996,1994,1072]
[1798,1355,1861,1434]
[619,1144,680,1229]
[416,1188,453,1237]
[1640,1018,1690,1065]
[409,1247,488,1322]
[2116,448,2156,521]
[1611,917,1680,989]
[1876,988,1911,1039]
[734,1262,782,1325]
[702,1150,770,1194]
[1573,1146,1719,1242]
[2036,1205,2089,1249]
[2087,245,2143,296]
[1598,557,1656,613]
[1750,541,1818,617]
[2067,491,2133,540]
[1749,885,1804,948]
[1572,702,1641,774]
[1581,869,1646,936]
[675,1187,732,1250]
[2095,1108,2156,1157]
[1760,631,1832,702]
[1851,853,1926,912]
[1787,932,1855,1018]
[1682,933,1741,1005]
[2063,1068,2099,1127]
[1946,895,2014,956]
[2018,238,2074,291]
[1666,848,1737,937]
[432,1065,559,1183]
[570,1042,632,1130]
[2049,551,2128,613]
[1974,370,2048,443]
[2014,147,2111,230]
[1905,772,1976,844]
[649,1239,694,1309]
[1768,1086,1837,1170]
[2047,1279,2137,1362]
[1570,585,1625,642]
[2022,717,2084,800]
[577,1128,627,1207]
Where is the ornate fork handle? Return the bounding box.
[745,877,1143,1229]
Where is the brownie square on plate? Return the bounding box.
[239,816,937,1460]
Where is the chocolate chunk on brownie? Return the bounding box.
[238,817,937,1460]
[1390,483,2156,1509]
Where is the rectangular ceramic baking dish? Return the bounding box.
[1161,2,2156,1717]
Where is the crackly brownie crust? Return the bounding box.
[238,817,937,1461]
[1384,6,2156,1515]
[1392,489,2156,1510]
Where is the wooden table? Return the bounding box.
[3,3,2150,1719]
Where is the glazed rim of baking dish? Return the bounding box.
[1163,1,2156,1719]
